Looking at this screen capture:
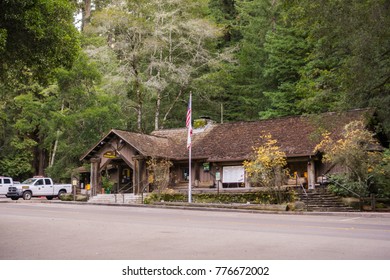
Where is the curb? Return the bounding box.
[2,198,390,218]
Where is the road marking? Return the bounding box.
[339,217,361,222]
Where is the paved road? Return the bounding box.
[0,201,390,260]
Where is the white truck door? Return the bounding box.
[34,179,47,196]
[44,178,55,195]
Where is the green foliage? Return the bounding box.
[144,192,187,204]
[260,24,310,118]
[144,189,295,204]
[372,149,390,198]
[102,175,113,193]
[193,119,207,129]
[316,121,388,198]
[84,0,221,132]
[315,121,382,185]
[0,0,80,83]
[0,137,35,179]
[244,134,289,188]
[294,0,390,136]
[327,174,370,198]
[59,194,88,202]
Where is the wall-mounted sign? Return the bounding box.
[103,151,117,159]
[222,166,244,183]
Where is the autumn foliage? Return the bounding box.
[243,133,289,188]
[314,121,384,196]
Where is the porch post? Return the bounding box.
[133,158,138,195]
[133,155,145,195]
[307,159,316,189]
[90,157,101,196]
[117,164,121,193]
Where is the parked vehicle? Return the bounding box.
[6,177,72,200]
[0,176,14,195]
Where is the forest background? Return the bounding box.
[0,0,389,181]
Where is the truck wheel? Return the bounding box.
[23,191,32,200]
[11,197,19,201]
[58,190,66,198]
[46,196,53,200]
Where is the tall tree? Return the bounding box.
[0,0,80,177]
[292,0,390,137]
[85,0,221,132]
[0,0,80,83]
[260,24,310,118]
[226,0,280,120]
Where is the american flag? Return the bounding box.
[186,93,192,149]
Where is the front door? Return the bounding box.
[119,166,133,193]
[33,179,47,196]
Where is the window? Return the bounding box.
[44,179,51,185]
[36,179,44,185]
[182,167,189,181]
[4,179,11,184]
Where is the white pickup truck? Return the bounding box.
[6,177,72,200]
[0,176,14,196]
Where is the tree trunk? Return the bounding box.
[81,0,92,31]
[33,146,48,176]
[50,102,64,167]
[162,88,184,127]
[137,89,142,132]
[155,90,161,131]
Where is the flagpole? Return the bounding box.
[186,92,192,203]
[188,142,192,203]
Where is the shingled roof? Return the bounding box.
[152,108,374,161]
[80,129,171,161]
[81,109,374,162]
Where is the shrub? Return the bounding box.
[59,194,88,202]
[59,194,73,201]
[143,189,296,204]
[327,174,369,197]
[315,121,383,197]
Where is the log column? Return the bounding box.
[307,159,316,189]
[133,155,146,195]
[90,157,101,196]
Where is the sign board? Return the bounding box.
[103,151,117,159]
[215,171,221,181]
[222,166,245,183]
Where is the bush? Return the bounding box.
[59,194,73,201]
[143,189,296,204]
[59,194,88,202]
[327,174,369,197]
[144,192,187,204]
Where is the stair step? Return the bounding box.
[298,189,358,212]
[88,193,144,204]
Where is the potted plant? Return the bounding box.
[102,175,113,194]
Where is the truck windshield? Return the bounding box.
[22,178,37,184]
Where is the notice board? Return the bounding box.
[222,166,245,183]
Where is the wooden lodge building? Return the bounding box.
[79,108,377,197]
